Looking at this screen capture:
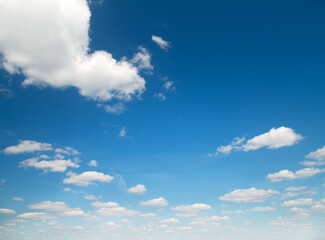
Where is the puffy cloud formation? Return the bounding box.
[215,127,303,155]
[127,184,147,194]
[140,197,168,207]
[3,140,52,154]
[0,208,16,214]
[152,35,171,50]
[219,187,279,203]
[63,171,114,186]
[266,168,324,182]
[20,157,79,172]
[0,0,148,102]
[28,201,85,217]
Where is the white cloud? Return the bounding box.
[87,160,98,167]
[3,140,52,154]
[127,184,147,194]
[98,103,126,114]
[152,35,171,50]
[29,201,70,212]
[282,198,314,207]
[215,127,302,156]
[249,206,275,212]
[171,204,211,214]
[28,201,85,217]
[155,92,167,101]
[267,168,324,182]
[0,0,147,102]
[63,171,114,186]
[12,197,25,201]
[17,212,55,220]
[20,157,79,172]
[195,216,230,221]
[55,147,80,156]
[91,201,119,208]
[0,208,16,214]
[140,197,168,207]
[130,46,153,71]
[92,201,139,216]
[119,127,127,137]
[305,146,325,161]
[285,186,307,192]
[300,160,325,167]
[63,188,71,192]
[219,187,279,203]
[159,218,179,223]
[84,195,98,200]
[242,127,303,151]
[163,81,175,91]
[139,212,158,218]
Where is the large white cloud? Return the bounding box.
[219,187,279,203]
[215,127,303,156]
[266,168,324,182]
[63,171,114,186]
[3,140,52,154]
[0,0,148,102]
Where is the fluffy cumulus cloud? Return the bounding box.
[219,187,279,203]
[0,0,148,102]
[3,140,52,154]
[215,127,303,156]
[20,157,79,172]
[266,168,324,182]
[0,208,16,214]
[127,184,147,194]
[152,35,171,50]
[63,171,114,186]
[140,197,168,207]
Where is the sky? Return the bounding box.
[0,0,325,239]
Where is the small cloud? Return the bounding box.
[87,160,98,167]
[140,197,168,207]
[155,92,166,101]
[127,184,147,195]
[98,102,126,115]
[13,197,25,202]
[130,46,153,71]
[219,187,279,203]
[152,35,171,50]
[84,195,98,200]
[119,127,127,137]
[0,208,16,214]
[266,168,324,182]
[63,171,114,186]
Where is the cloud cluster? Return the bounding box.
[215,127,303,156]
[0,0,148,102]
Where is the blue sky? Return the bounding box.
[0,0,325,239]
